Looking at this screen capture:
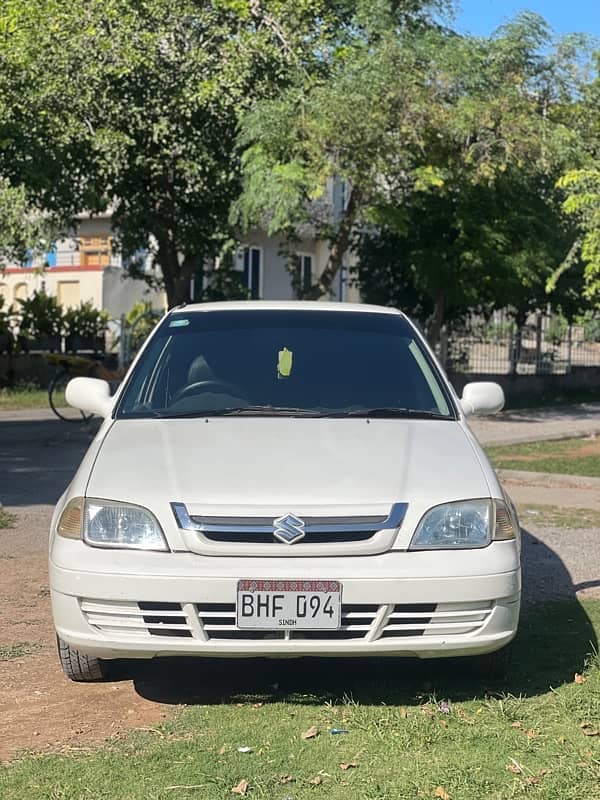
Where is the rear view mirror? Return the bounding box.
[65,377,113,418]
[460,382,504,417]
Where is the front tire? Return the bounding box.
[57,636,109,682]
[476,642,513,679]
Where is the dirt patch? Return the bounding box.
[0,528,170,763]
[564,438,600,458]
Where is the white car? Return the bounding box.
[50,301,520,681]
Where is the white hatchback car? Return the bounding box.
[50,301,520,681]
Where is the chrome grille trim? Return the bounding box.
[171,502,408,536]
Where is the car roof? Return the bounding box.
[169,300,404,316]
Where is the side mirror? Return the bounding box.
[65,377,113,418]
[460,381,504,417]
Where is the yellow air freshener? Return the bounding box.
[277,347,293,378]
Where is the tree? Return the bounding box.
[234,10,591,336]
[0,0,357,306]
[555,169,600,306]
[0,179,56,269]
[357,167,588,348]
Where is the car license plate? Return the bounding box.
[236,580,341,630]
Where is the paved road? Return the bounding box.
[0,410,99,507]
[469,402,600,445]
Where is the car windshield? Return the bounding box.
[116,309,456,419]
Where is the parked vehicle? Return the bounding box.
[50,301,520,681]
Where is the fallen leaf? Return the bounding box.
[302,725,319,740]
[218,745,226,755]
[434,787,451,800]
[309,776,323,785]
[399,707,408,719]
[525,776,541,785]
[231,779,249,796]
[526,729,537,739]
[506,758,524,774]
[340,761,359,770]
[279,775,295,784]
[538,769,552,777]
[574,673,587,684]
[511,721,522,729]
[580,722,600,737]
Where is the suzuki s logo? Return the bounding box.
[273,513,306,545]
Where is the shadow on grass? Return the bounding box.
[126,528,598,707]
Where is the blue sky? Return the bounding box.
[455,0,600,38]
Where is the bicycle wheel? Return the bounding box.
[48,369,93,423]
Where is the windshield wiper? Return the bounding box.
[154,405,325,418]
[327,407,450,419]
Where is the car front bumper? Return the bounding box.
[50,541,521,659]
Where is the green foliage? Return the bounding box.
[63,301,109,338]
[16,290,63,339]
[235,10,593,315]
[124,301,162,352]
[557,169,600,305]
[0,179,55,268]
[545,313,569,345]
[0,294,13,338]
[0,0,372,306]
[576,310,600,342]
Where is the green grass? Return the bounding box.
[0,386,49,411]
[487,437,600,478]
[0,508,17,529]
[517,504,600,529]
[2,600,599,799]
[0,641,41,661]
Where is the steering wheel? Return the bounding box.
[172,379,244,404]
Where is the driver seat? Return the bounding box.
[186,355,215,385]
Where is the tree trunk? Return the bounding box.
[157,238,200,308]
[426,292,446,350]
[510,309,527,376]
[307,187,360,300]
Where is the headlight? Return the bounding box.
[84,499,168,550]
[409,499,517,550]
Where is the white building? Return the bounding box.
[0,183,359,314]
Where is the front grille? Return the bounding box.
[170,502,408,556]
[201,531,375,544]
[197,602,379,641]
[80,598,492,643]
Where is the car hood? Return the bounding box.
[87,417,491,521]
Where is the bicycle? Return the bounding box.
[46,353,125,422]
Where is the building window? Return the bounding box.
[241,246,262,299]
[79,235,111,267]
[297,253,314,294]
[57,281,81,308]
